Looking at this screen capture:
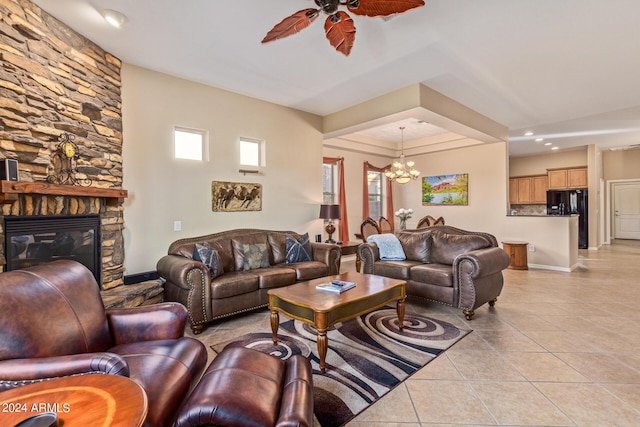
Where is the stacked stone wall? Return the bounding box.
[0,0,125,288]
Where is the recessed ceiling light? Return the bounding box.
[551,146,559,150]
[102,9,128,28]
[535,138,544,142]
[544,142,552,146]
[524,131,534,136]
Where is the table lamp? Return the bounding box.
[319,204,340,243]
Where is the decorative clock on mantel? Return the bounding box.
[47,133,92,187]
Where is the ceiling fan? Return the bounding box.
[262,0,426,56]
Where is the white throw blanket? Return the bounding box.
[366,233,406,260]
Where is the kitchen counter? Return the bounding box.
[507,214,579,217]
[502,214,579,271]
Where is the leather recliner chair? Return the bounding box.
[0,260,208,427]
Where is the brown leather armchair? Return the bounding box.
[174,347,314,427]
[0,260,208,427]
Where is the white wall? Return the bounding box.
[324,141,509,238]
[121,64,324,274]
[395,142,508,233]
[509,149,588,176]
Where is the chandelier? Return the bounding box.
[385,126,420,184]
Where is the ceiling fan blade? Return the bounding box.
[348,0,425,17]
[262,8,319,43]
[324,12,356,56]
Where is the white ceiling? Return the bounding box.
[31,0,640,157]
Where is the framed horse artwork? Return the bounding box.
[211,181,262,212]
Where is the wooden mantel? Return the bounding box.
[0,181,128,206]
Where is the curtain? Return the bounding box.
[323,157,349,243]
[363,162,394,232]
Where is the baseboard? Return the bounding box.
[527,263,572,273]
[124,271,159,285]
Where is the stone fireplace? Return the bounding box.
[0,1,166,307]
[0,191,125,289]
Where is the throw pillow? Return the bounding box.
[396,231,431,263]
[285,233,313,263]
[193,242,223,279]
[430,232,490,265]
[241,243,271,270]
[367,233,406,260]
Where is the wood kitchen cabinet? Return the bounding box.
[509,175,548,204]
[531,175,548,203]
[548,167,587,189]
[509,178,519,204]
[568,168,588,188]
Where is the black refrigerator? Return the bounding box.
[547,189,588,249]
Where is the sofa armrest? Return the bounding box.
[357,243,380,274]
[276,355,314,427]
[453,247,511,279]
[453,247,511,311]
[106,302,188,344]
[157,254,212,328]
[0,353,128,392]
[310,243,341,275]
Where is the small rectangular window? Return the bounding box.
[175,127,207,161]
[368,169,383,219]
[240,137,264,167]
[323,163,337,204]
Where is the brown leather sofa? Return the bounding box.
[0,260,208,427]
[157,229,341,334]
[174,346,314,427]
[358,226,511,320]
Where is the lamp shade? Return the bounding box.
[319,204,341,220]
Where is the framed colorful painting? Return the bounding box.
[422,174,468,206]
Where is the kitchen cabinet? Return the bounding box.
[531,175,548,204]
[548,169,567,189]
[568,168,588,188]
[548,167,587,189]
[509,175,548,204]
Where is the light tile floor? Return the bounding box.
[188,239,640,427]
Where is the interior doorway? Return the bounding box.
[611,181,640,240]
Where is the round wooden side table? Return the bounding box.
[0,374,147,427]
[502,241,529,270]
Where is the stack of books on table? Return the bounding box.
[316,280,357,294]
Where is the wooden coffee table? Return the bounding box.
[268,272,406,373]
[0,373,147,426]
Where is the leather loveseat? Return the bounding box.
[358,226,510,320]
[0,260,208,427]
[157,229,341,334]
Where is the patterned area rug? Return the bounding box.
[212,308,471,427]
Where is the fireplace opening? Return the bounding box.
[4,215,101,284]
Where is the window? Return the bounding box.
[322,163,337,204]
[240,137,265,167]
[367,169,383,219]
[174,127,207,161]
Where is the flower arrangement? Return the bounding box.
[395,208,413,230]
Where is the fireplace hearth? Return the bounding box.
[4,215,101,284]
